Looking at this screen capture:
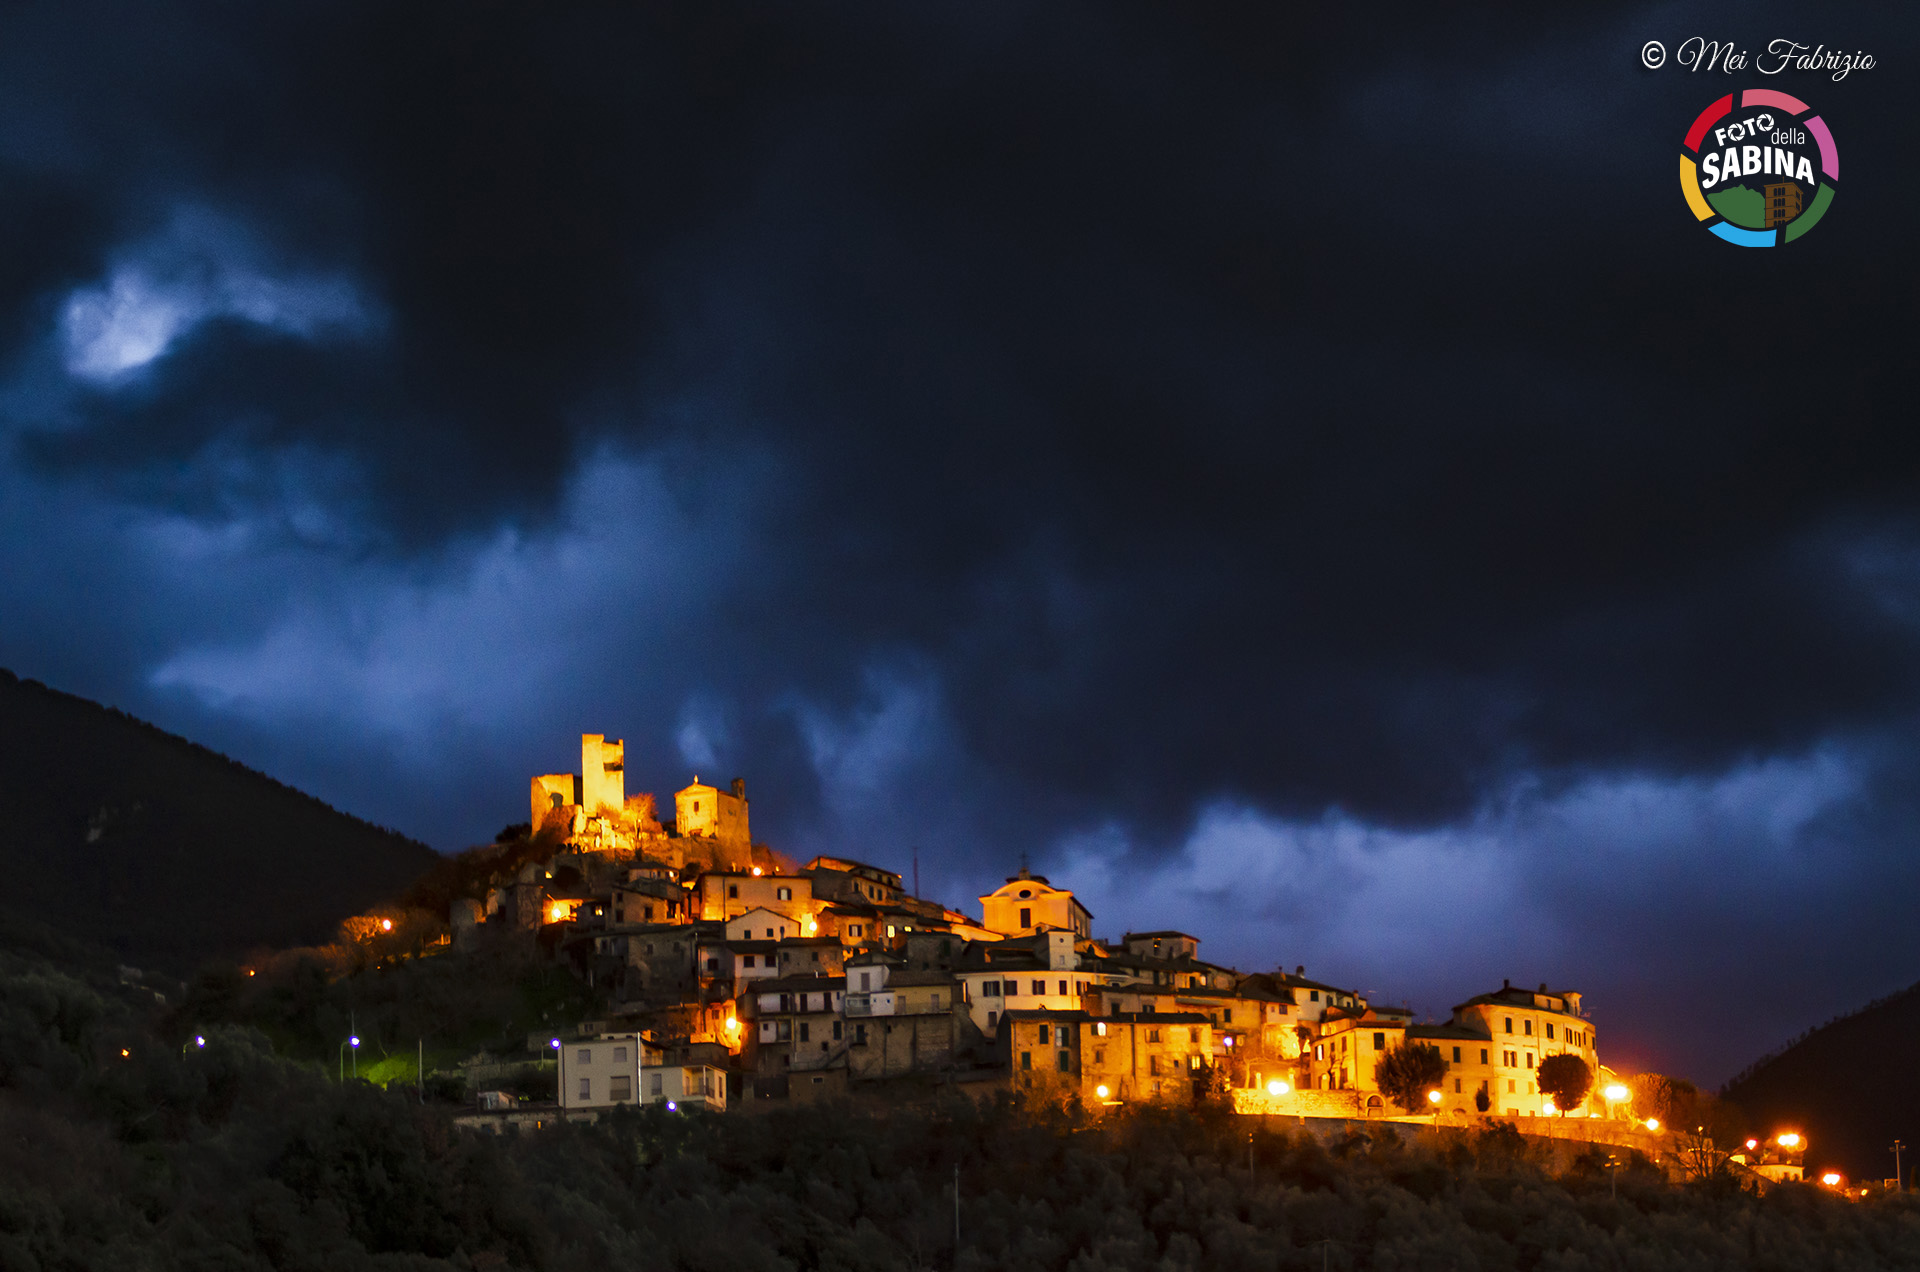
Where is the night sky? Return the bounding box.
[0,1,1913,1084]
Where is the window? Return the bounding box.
[1224,1009,1232,1024]
[1059,980,1068,996]
[766,928,775,939]
[706,958,719,972]
[1508,1079,1516,1093]
[1031,979,1046,996]
[1454,1078,1462,1094]
[1150,1055,1161,1075]
[1094,1021,1107,1037]
[983,980,1001,998]
[1189,1055,1202,1070]
[610,1075,632,1101]
[728,885,739,899]
[859,972,871,991]
[1020,907,1032,928]
[1020,1051,1032,1071]
[775,1021,791,1041]
[643,906,653,922]
[1526,1053,1535,1068]
[1310,990,1320,1002]
[1056,1025,1071,1046]
[1037,1024,1050,1045]
[1149,1029,1161,1043]
[855,1024,868,1045]
[1504,1017,1513,1033]
[1190,1028,1200,1044]
[832,1020,843,1040]
[1314,1044,1324,1061]
[777,887,792,901]
[799,1023,810,1042]
[1057,1050,1071,1072]
[1544,1023,1554,1039]
[1373,1032,1386,1050]
[743,955,755,968]
[1524,1020,1533,1036]
[987,1011,997,1028]
[1094,1048,1105,1065]
[579,1077,591,1100]
[1481,1048,1489,1064]
[1452,1047,1461,1063]
[577,1049,591,1064]
[614,1047,628,1063]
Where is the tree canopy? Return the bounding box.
[1538,1053,1594,1114]
[1375,1040,1448,1113]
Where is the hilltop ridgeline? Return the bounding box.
[1723,980,1920,1184]
[0,669,438,968]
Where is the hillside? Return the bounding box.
[1722,980,1920,1184]
[0,669,438,967]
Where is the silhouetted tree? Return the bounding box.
[1375,1041,1447,1112]
[1538,1053,1593,1114]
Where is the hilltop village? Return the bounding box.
[452,734,1632,1132]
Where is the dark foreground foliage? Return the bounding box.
[4,932,1920,1270]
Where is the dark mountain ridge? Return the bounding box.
[0,668,438,967]
[1723,979,1920,1184]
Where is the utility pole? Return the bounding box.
[952,1163,960,1261]
[1893,1140,1906,1191]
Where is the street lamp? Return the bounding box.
[1892,1139,1906,1191]
[1266,1079,1290,1097]
[339,1035,361,1081]
[1777,1132,1802,1149]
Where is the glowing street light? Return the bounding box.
[195,1035,206,1048]
[1746,1139,1759,1150]
[550,1038,561,1050]
[1603,1083,1629,1102]
[1096,1084,1111,1099]
[1822,1172,1843,1187]
[1427,1090,1443,1105]
[1266,1079,1290,1097]
[1646,1118,1660,1132]
[380,918,392,932]
[1777,1132,1802,1149]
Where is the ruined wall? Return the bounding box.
[621,928,698,1005]
[530,774,580,835]
[849,1013,955,1081]
[581,734,624,815]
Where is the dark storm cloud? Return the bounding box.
[1,0,1917,1078]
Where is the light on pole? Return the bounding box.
[1893,1139,1906,1191]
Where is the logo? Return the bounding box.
[1679,90,1838,245]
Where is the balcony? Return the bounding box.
[844,993,873,1017]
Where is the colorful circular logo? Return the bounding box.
[1680,91,1838,245]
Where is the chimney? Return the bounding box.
[1502,978,1510,990]
[731,777,746,800]
[1295,965,1304,976]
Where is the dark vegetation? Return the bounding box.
[171,934,604,1094]
[1723,981,1920,1184]
[1372,1041,1446,1114]
[0,669,438,967]
[0,918,1913,1271]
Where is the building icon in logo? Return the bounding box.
[1761,181,1804,228]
